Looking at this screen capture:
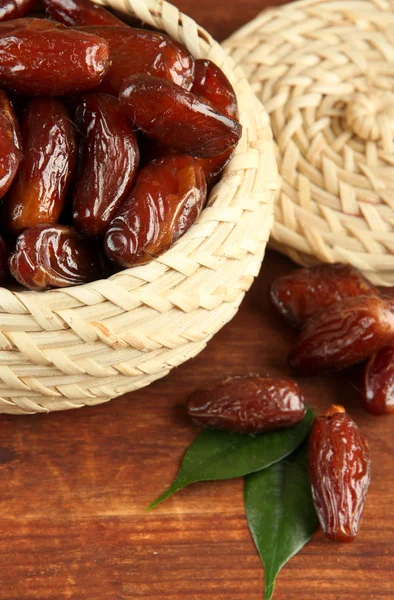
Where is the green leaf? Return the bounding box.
[148,406,315,510]
[244,444,319,600]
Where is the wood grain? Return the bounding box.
[0,2,394,599]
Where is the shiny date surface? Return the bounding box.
[43,0,125,27]
[270,263,378,327]
[0,19,110,95]
[3,98,77,235]
[309,405,371,542]
[289,295,394,373]
[0,0,37,21]
[187,375,306,434]
[73,93,139,237]
[120,75,242,158]
[79,26,195,93]
[9,224,105,290]
[361,345,394,415]
[104,155,207,267]
[0,89,21,200]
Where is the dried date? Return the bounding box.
[3,98,77,235]
[0,89,21,200]
[0,236,8,284]
[0,0,37,21]
[72,93,139,237]
[270,263,378,327]
[43,0,125,27]
[187,375,306,434]
[79,25,195,93]
[104,155,207,267]
[309,405,371,542]
[191,60,239,184]
[289,295,394,373]
[0,19,110,95]
[120,75,242,158]
[361,345,394,415]
[9,224,105,290]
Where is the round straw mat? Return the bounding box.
[224,0,394,285]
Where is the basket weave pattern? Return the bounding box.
[225,0,394,285]
[0,0,276,414]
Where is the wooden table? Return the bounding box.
[1,2,394,599]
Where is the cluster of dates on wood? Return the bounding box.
[0,0,242,290]
[271,262,394,416]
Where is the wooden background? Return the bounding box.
[1,1,394,598]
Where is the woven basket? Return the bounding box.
[225,0,394,285]
[0,0,276,414]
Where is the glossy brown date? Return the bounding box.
[309,405,371,542]
[79,26,195,93]
[0,235,8,284]
[104,155,207,267]
[3,98,77,235]
[0,89,21,200]
[120,75,242,158]
[72,93,139,237]
[191,60,239,185]
[270,263,378,327]
[0,0,37,21]
[289,296,394,374]
[192,59,238,120]
[43,0,125,27]
[0,19,110,95]
[187,375,306,434]
[361,345,394,415]
[9,224,105,290]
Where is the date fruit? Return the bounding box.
[361,345,394,415]
[73,93,139,237]
[79,26,195,93]
[289,295,394,373]
[43,0,125,27]
[192,60,239,185]
[0,235,8,284]
[187,375,306,434]
[120,75,242,158]
[0,0,37,21]
[309,405,371,542]
[3,98,77,235]
[104,155,207,267]
[0,19,110,95]
[270,263,378,327]
[192,59,238,120]
[9,224,105,290]
[0,89,21,200]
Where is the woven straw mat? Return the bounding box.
[225,0,394,285]
[0,0,277,414]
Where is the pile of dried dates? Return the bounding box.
[0,0,242,290]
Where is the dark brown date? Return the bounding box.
[192,60,238,185]
[104,155,207,267]
[289,296,394,373]
[270,263,378,327]
[9,224,105,290]
[0,89,21,200]
[187,375,306,434]
[3,98,77,235]
[72,93,139,237]
[309,405,371,542]
[0,0,37,21]
[120,75,242,158]
[0,19,110,95]
[0,235,8,284]
[43,0,125,27]
[361,345,394,415]
[192,59,238,120]
[79,26,195,93]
